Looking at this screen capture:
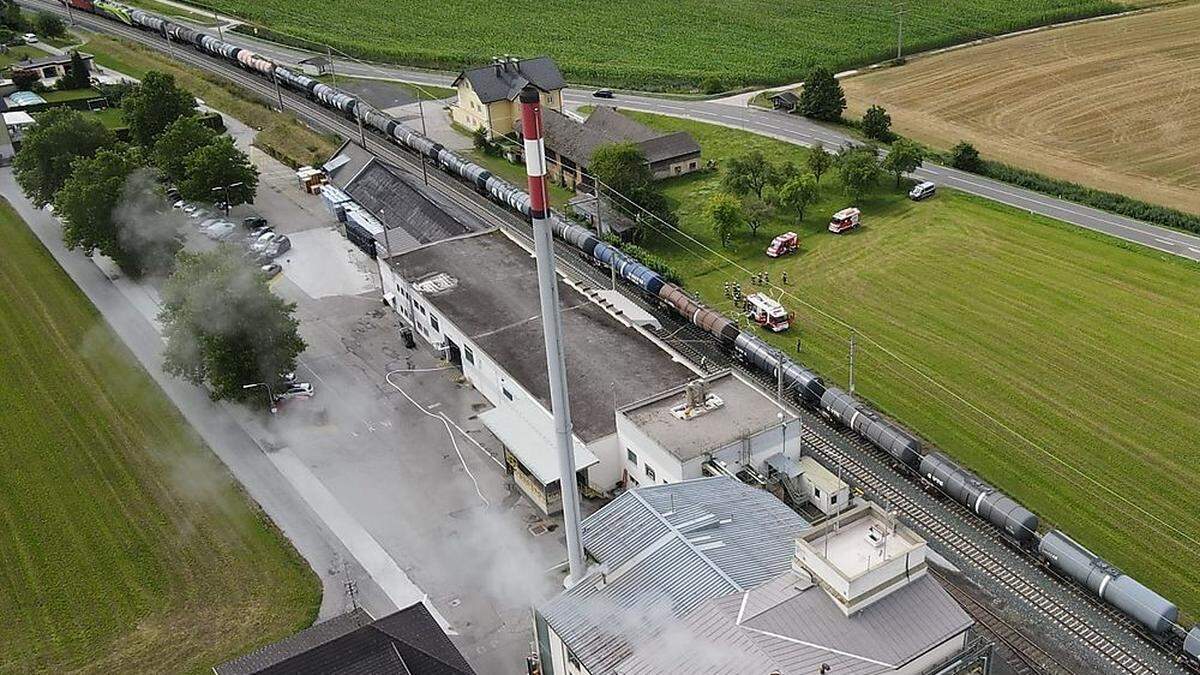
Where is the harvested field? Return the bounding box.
[842,3,1200,215]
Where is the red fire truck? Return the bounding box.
[765,231,799,258]
[744,293,792,332]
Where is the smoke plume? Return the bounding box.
[114,169,187,278]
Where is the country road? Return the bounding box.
[44,0,1200,263]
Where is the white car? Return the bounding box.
[249,231,280,253]
[275,382,314,401]
[22,33,38,44]
[204,220,236,240]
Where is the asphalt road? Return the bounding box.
[67,0,1200,263]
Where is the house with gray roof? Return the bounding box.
[450,56,566,139]
[533,478,987,675]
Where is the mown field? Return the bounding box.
[197,0,1124,90]
[0,200,319,673]
[842,2,1200,215]
[612,110,1200,618]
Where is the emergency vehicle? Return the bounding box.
[744,293,792,332]
[765,231,799,257]
[828,207,861,234]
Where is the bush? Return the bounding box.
[600,233,683,285]
[700,76,725,95]
[949,141,981,172]
[35,11,65,38]
[11,69,37,90]
[861,104,894,142]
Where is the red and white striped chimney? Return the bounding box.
[519,85,585,585]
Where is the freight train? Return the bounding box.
[63,0,1200,661]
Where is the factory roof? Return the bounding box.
[345,160,476,255]
[538,477,809,674]
[454,56,565,103]
[619,371,792,463]
[214,604,476,675]
[323,138,377,187]
[615,571,973,674]
[389,230,695,442]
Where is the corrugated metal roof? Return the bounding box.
[538,478,809,674]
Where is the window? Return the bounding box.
[463,346,475,365]
[830,494,838,505]
[689,161,698,170]
[567,651,581,670]
[627,475,639,487]
[813,486,822,498]
[673,165,682,175]
[626,449,637,464]
[502,386,513,401]
[644,465,656,480]
[429,314,439,331]
[417,304,426,315]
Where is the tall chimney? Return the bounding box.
[520,85,585,586]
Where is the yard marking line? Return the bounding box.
[269,448,458,634]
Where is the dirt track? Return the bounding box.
[842,3,1200,215]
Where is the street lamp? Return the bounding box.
[778,411,786,457]
[212,182,244,217]
[243,382,277,414]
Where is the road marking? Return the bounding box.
[1153,236,1178,247]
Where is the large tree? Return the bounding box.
[13,107,114,207]
[807,143,833,184]
[882,138,925,188]
[798,66,846,122]
[861,104,893,142]
[778,173,819,223]
[180,136,259,205]
[722,150,775,200]
[839,148,881,199]
[34,11,65,38]
[122,71,197,147]
[705,193,743,248]
[153,115,217,185]
[55,50,91,91]
[160,247,306,403]
[589,140,673,230]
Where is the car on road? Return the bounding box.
[593,89,614,98]
[274,382,314,402]
[203,220,237,240]
[909,181,936,201]
[22,33,37,44]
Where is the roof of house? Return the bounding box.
[582,106,659,142]
[13,52,93,70]
[344,159,476,255]
[539,107,700,169]
[618,371,793,463]
[540,108,616,170]
[298,55,331,66]
[537,478,810,674]
[615,571,973,674]
[769,91,800,104]
[388,230,695,442]
[454,56,565,103]
[215,604,476,675]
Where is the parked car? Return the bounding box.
[243,216,268,229]
[203,220,237,241]
[248,231,280,253]
[593,89,614,99]
[182,203,200,216]
[22,33,38,44]
[214,200,230,214]
[245,225,274,242]
[260,262,282,278]
[259,235,291,260]
[165,187,182,202]
[274,382,314,401]
[198,217,221,231]
[908,181,936,201]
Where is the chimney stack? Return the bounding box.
[520,85,585,586]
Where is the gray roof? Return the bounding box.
[616,571,973,674]
[770,91,800,104]
[638,132,701,165]
[12,52,94,70]
[344,159,476,254]
[540,107,700,169]
[323,139,377,188]
[537,478,810,674]
[298,55,330,66]
[215,608,374,675]
[388,230,694,442]
[454,56,565,103]
[619,371,791,463]
[582,106,659,142]
[540,108,615,169]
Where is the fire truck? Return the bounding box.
[744,293,792,332]
[828,207,861,234]
[765,231,799,257]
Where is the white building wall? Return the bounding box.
[546,624,594,675]
[586,433,622,492]
[614,413,686,487]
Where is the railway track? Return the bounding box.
[37,5,1184,673]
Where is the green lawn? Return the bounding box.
[618,110,1200,619]
[87,106,127,130]
[0,45,47,70]
[203,0,1123,90]
[0,200,319,673]
[468,148,574,205]
[41,87,104,103]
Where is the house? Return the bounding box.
[533,478,988,675]
[450,56,565,139]
[533,106,701,191]
[769,90,800,112]
[10,52,94,85]
[379,229,697,514]
[214,603,476,675]
[297,55,331,76]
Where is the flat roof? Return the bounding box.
[619,371,792,462]
[802,504,923,579]
[390,230,695,442]
[478,405,598,485]
[797,455,846,495]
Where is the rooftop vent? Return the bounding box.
[414,272,458,294]
[671,380,724,420]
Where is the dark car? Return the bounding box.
[592,89,614,99]
[243,216,268,229]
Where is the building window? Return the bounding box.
[644,465,656,480]
[502,386,513,401]
[429,314,439,331]
[567,651,581,670]
[813,486,822,499]
[417,304,426,315]
[627,475,639,487]
[463,346,475,365]
[830,494,838,505]
[689,161,697,170]
[674,165,682,175]
[627,449,637,464]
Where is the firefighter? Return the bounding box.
[782,270,789,285]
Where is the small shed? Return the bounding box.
[769,91,800,112]
[297,55,331,77]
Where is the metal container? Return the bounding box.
[919,452,1038,544]
[821,388,921,466]
[1184,626,1200,661]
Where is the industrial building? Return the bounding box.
[533,477,987,675]
[380,229,696,513]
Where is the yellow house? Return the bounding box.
[450,56,565,140]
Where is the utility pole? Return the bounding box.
[417,96,429,185]
[895,2,905,61]
[326,45,337,88]
[214,10,223,41]
[65,0,75,26]
[776,350,784,402]
[848,330,857,394]
[356,112,367,149]
[273,71,284,111]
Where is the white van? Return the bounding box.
[909,181,936,201]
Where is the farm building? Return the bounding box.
[533,478,985,675]
[450,55,565,139]
[528,106,701,191]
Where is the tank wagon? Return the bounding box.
[65,0,1200,658]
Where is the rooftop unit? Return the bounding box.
[793,500,927,616]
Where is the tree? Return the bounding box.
[722,150,775,200]
[882,138,925,188]
[798,66,846,122]
[160,247,306,403]
[11,68,37,90]
[742,194,774,237]
[778,174,819,223]
[153,115,216,184]
[840,149,881,199]
[180,136,259,205]
[13,107,114,207]
[34,11,64,38]
[807,143,833,184]
[1,3,27,32]
[55,50,90,91]
[590,141,673,228]
[949,141,982,172]
[861,104,893,142]
[705,193,743,248]
[121,71,197,147]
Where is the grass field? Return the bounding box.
[193,0,1123,90]
[605,110,1200,619]
[83,35,340,168]
[841,3,1200,216]
[0,200,319,672]
[0,45,48,69]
